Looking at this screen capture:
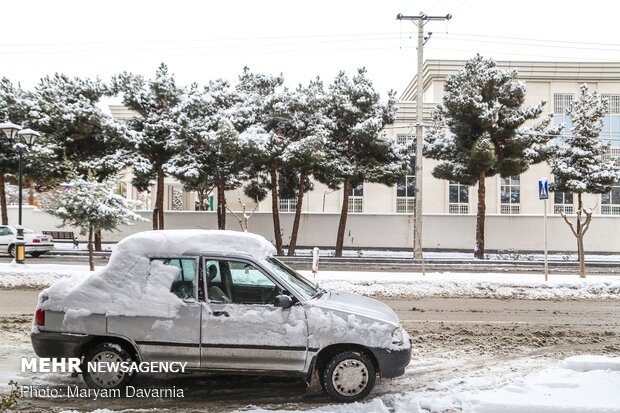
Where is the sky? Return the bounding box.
[1,0,619,100]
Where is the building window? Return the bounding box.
[396,156,415,213]
[449,181,469,214]
[278,198,298,212]
[602,95,620,158]
[500,175,520,214]
[602,182,620,215]
[348,183,363,213]
[553,191,574,215]
[396,133,415,154]
[554,93,573,144]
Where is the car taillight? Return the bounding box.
[32,239,40,243]
[35,308,45,326]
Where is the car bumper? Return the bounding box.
[371,341,412,378]
[25,243,54,253]
[31,329,89,358]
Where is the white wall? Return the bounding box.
[7,206,620,253]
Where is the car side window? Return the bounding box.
[154,258,197,300]
[204,259,280,305]
[0,227,11,236]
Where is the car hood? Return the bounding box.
[311,290,400,326]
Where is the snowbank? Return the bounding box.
[39,230,275,318]
[306,271,620,300]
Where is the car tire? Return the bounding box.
[30,251,44,258]
[82,342,135,390]
[321,351,376,403]
[8,244,15,258]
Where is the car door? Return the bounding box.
[107,257,202,368]
[0,226,14,252]
[201,257,308,372]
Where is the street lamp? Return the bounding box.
[0,121,41,263]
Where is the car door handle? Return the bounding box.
[212,311,229,317]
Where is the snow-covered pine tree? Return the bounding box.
[235,67,288,254]
[549,84,620,278]
[280,78,330,256]
[112,63,184,230]
[30,74,130,182]
[425,55,560,259]
[30,73,132,250]
[316,68,407,257]
[167,79,247,229]
[43,174,145,271]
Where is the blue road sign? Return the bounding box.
[539,178,549,200]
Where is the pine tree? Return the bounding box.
[167,79,248,230]
[236,67,288,254]
[43,174,145,271]
[280,79,329,256]
[549,84,620,278]
[112,63,184,230]
[425,55,560,259]
[316,68,407,257]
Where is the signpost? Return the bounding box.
[538,178,549,281]
[312,247,320,278]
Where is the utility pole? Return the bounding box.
[396,12,451,260]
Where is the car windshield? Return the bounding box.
[22,228,35,234]
[264,257,321,300]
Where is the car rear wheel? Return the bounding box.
[82,342,135,390]
[322,351,376,403]
[8,244,15,257]
[30,251,44,258]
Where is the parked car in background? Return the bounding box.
[0,225,54,257]
[31,230,412,402]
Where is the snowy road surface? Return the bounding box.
[1,289,619,412]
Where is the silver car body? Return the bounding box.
[32,232,411,383]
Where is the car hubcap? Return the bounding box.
[89,351,125,388]
[331,358,368,396]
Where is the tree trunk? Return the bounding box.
[576,193,586,278]
[156,167,165,230]
[197,189,205,211]
[94,230,102,252]
[288,173,306,256]
[0,174,8,225]
[270,160,283,255]
[335,177,351,258]
[28,180,35,205]
[474,171,486,259]
[88,226,95,272]
[217,177,227,230]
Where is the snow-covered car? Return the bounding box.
[0,225,54,257]
[31,230,411,402]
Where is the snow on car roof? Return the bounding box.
[40,230,276,318]
[116,229,276,259]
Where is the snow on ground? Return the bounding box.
[393,355,620,413]
[2,262,620,300]
[302,270,620,300]
[0,262,98,289]
[51,356,620,412]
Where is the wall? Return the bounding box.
[7,206,620,253]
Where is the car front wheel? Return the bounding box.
[322,351,376,403]
[82,342,135,390]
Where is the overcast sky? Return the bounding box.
[1,0,619,99]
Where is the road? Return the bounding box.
[3,253,620,274]
[1,289,619,412]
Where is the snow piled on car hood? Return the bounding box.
[40,230,275,318]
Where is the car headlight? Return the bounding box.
[391,327,404,345]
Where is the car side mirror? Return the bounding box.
[274,295,293,309]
